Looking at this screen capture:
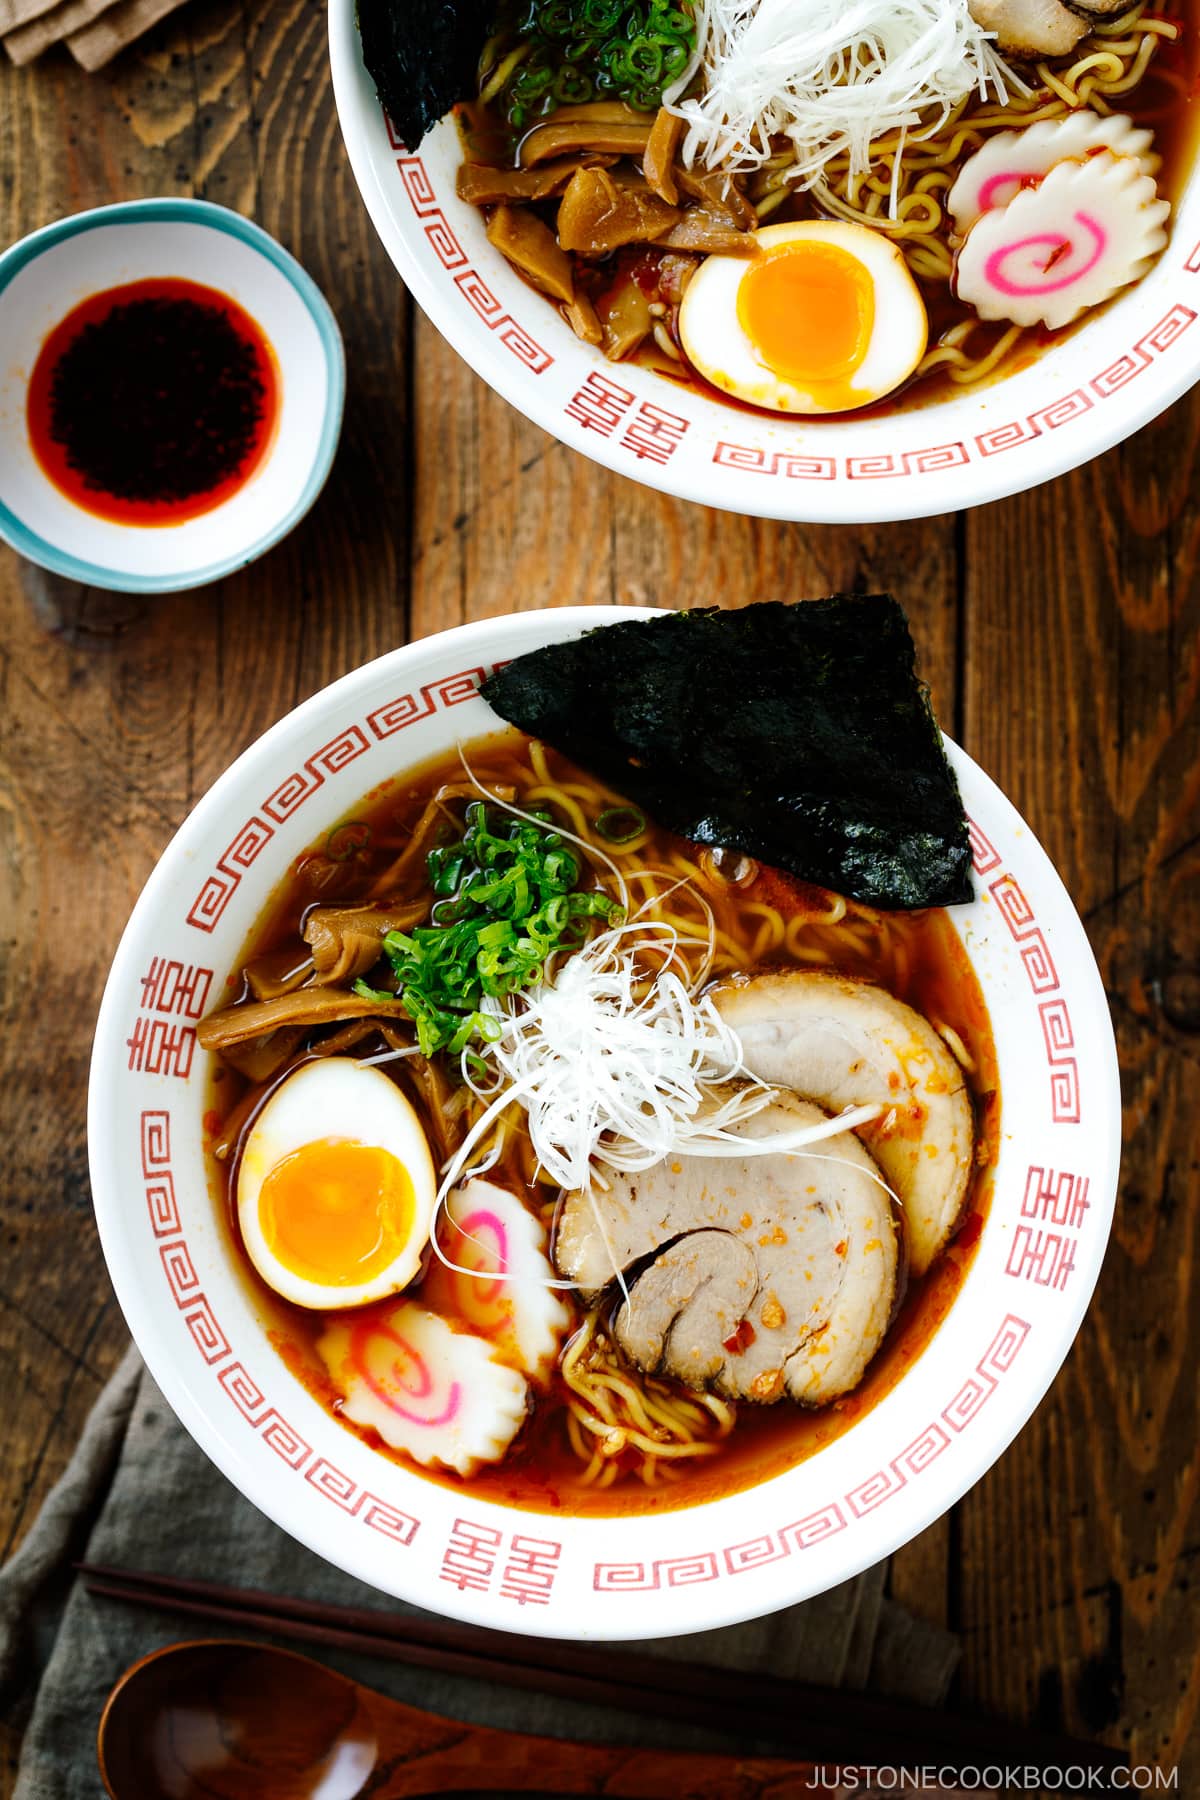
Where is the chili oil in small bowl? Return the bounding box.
[0,199,344,593]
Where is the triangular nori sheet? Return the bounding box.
[481,599,973,910]
[357,0,492,153]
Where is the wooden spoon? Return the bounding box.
[97,1639,832,1799]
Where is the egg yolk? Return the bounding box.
[737,241,875,400]
[258,1138,415,1287]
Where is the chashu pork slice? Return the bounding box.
[554,1095,899,1406]
[967,0,1088,56]
[713,970,974,1277]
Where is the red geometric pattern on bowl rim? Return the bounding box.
[185,667,489,933]
[143,1108,423,1551]
[715,295,1196,474]
[385,118,553,378]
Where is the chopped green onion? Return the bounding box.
[498,0,695,127]
[325,820,372,862]
[352,978,399,1004]
[476,919,514,949]
[552,63,593,102]
[367,802,623,1058]
[594,805,646,844]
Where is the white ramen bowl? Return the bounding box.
[89,606,1120,1639]
[0,200,344,593]
[328,0,1200,523]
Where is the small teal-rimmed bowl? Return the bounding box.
[0,199,345,594]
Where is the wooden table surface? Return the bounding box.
[1,1,1198,1790]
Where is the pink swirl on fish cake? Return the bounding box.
[983,212,1106,298]
[977,170,1026,213]
[423,1206,513,1335]
[349,1314,461,1426]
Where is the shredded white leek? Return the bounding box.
[665,0,1024,201]
[355,1045,423,1067]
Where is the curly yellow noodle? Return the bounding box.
[521,784,593,843]
[559,1310,735,1485]
[936,1021,977,1074]
[785,911,858,958]
[522,786,649,856]
[921,322,1025,384]
[618,867,745,974]
[527,738,555,786]
[739,907,786,964]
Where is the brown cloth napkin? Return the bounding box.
[0,1343,962,1798]
[0,0,58,39]
[3,0,117,65]
[2,0,184,69]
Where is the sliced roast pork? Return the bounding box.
[967,0,1088,56]
[554,1095,899,1405]
[713,970,974,1277]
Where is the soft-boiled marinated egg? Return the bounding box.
[237,1060,436,1309]
[678,220,928,415]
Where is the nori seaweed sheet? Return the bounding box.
[481,599,974,910]
[357,0,492,152]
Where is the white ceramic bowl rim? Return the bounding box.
[88,608,1121,1639]
[0,198,346,593]
[327,0,1200,523]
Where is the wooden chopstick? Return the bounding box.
[77,1560,1126,1775]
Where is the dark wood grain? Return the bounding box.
[0,3,1197,1796]
[74,1565,1129,1773]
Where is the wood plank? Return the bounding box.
[961,400,1200,1786]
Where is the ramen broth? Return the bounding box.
[204,733,1000,1518]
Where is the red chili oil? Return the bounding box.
[26,277,279,526]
